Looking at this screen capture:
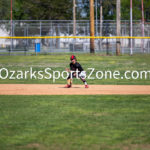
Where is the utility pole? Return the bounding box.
[99,0,103,51]
[10,0,13,54]
[116,0,121,56]
[73,0,76,36]
[95,0,98,36]
[130,0,133,55]
[141,0,145,53]
[90,0,95,53]
[100,0,103,37]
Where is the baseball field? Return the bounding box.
[0,54,150,150]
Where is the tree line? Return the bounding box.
[0,0,150,20]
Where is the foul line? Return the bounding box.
[0,36,150,39]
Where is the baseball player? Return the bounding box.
[65,55,89,88]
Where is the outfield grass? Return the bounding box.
[0,95,150,150]
[0,54,150,84]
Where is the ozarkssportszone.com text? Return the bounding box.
[0,67,150,82]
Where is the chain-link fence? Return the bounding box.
[0,20,150,55]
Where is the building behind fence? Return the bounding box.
[0,20,150,55]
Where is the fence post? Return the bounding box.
[116,0,121,56]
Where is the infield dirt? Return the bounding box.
[0,84,150,95]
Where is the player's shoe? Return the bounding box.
[65,84,72,88]
[85,85,89,88]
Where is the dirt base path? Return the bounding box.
[0,84,150,95]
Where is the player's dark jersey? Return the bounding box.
[70,62,84,72]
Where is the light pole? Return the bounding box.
[73,0,76,51]
[95,0,98,36]
[116,0,121,56]
[90,0,95,53]
[130,0,133,55]
[100,0,103,37]
[73,0,76,36]
[141,0,145,53]
[10,0,13,53]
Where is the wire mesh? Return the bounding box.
[0,20,150,55]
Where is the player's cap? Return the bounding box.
[70,55,76,60]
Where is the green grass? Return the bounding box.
[0,95,150,150]
[0,54,150,84]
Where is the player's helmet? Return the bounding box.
[70,55,76,60]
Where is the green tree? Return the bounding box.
[121,0,150,20]
[79,0,150,21]
[78,0,116,20]
[14,0,73,20]
[0,0,10,20]
[0,0,150,21]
